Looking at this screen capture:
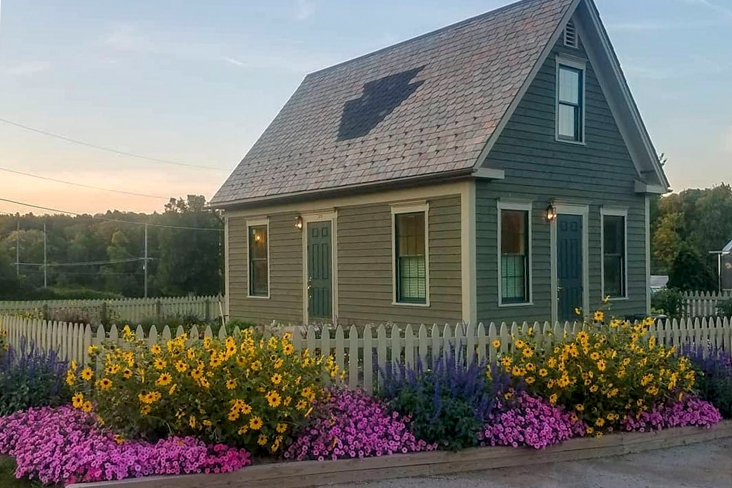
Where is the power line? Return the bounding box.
[0,117,228,171]
[0,166,169,199]
[18,257,149,267]
[0,197,224,232]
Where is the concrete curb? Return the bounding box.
[70,420,732,488]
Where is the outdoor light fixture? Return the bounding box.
[545,202,557,222]
[295,216,303,230]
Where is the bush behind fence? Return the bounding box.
[1,315,730,394]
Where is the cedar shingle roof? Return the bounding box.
[212,0,575,207]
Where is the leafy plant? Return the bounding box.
[681,344,732,418]
[717,299,732,318]
[0,339,71,416]
[378,347,497,451]
[69,327,336,453]
[651,288,684,318]
[502,317,696,435]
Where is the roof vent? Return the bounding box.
[564,21,578,48]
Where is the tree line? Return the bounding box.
[0,196,223,300]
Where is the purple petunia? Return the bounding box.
[0,406,251,485]
[480,391,587,449]
[622,396,722,432]
[285,388,435,461]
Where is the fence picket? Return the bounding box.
[348,325,358,390]
[363,325,373,394]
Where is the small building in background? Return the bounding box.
[722,240,732,291]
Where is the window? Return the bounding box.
[248,222,269,297]
[394,209,428,304]
[499,204,531,305]
[602,212,627,299]
[557,61,584,143]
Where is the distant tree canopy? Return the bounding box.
[0,195,223,300]
[651,183,732,290]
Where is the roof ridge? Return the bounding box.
[306,0,553,78]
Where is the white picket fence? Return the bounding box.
[0,296,224,325]
[1,315,730,393]
[682,291,732,318]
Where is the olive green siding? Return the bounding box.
[338,195,462,326]
[476,36,648,324]
[228,213,303,324]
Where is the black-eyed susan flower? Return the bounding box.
[150,344,162,355]
[80,368,94,381]
[226,379,237,390]
[98,378,113,390]
[249,416,263,430]
[153,359,166,370]
[72,393,84,409]
[283,343,294,355]
[82,401,93,413]
[492,339,501,349]
[271,373,282,385]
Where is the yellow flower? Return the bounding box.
[175,361,188,373]
[594,311,604,322]
[80,368,94,381]
[574,308,582,316]
[140,405,152,416]
[228,411,240,421]
[500,356,512,367]
[586,427,594,435]
[522,348,534,359]
[514,339,526,349]
[66,371,76,386]
[525,363,535,372]
[590,352,600,361]
[492,339,501,349]
[187,348,196,360]
[538,368,548,377]
[271,373,283,385]
[595,418,605,427]
[150,344,162,355]
[88,345,98,356]
[189,416,197,428]
[153,359,166,370]
[169,384,177,395]
[226,379,237,390]
[273,358,284,369]
[276,423,288,434]
[114,435,125,445]
[511,366,523,377]
[525,377,536,385]
[257,434,268,446]
[590,385,599,393]
[251,360,262,371]
[155,373,172,386]
[98,378,113,390]
[283,343,294,355]
[503,391,514,400]
[123,368,133,379]
[576,404,584,412]
[241,403,253,415]
[549,393,558,404]
[81,401,93,413]
[266,391,282,408]
[296,399,308,410]
[72,393,84,409]
[250,417,263,430]
[597,360,606,372]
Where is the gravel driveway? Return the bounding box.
[328,438,732,488]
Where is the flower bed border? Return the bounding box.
[69,421,732,488]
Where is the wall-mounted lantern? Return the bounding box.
[545,202,557,222]
[295,216,303,230]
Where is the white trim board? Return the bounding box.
[246,217,271,300]
[550,203,590,322]
[461,182,477,324]
[497,200,534,308]
[224,216,230,319]
[391,203,431,308]
[301,211,339,325]
[600,207,629,301]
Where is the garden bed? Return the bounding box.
[69,421,732,488]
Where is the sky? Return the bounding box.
[0,0,730,215]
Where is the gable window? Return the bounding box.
[499,202,532,305]
[602,209,627,299]
[248,219,269,298]
[393,205,429,305]
[556,57,585,143]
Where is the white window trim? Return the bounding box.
[600,207,629,301]
[246,217,270,299]
[497,200,533,307]
[550,203,590,322]
[391,202,430,307]
[555,55,587,146]
[300,210,338,325]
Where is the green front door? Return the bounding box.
[307,222,332,323]
[557,214,583,321]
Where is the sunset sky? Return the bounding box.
[0,0,730,215]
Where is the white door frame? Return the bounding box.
[301,210,338,325]
[550,204,590,323]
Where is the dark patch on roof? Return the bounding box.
[338,66,425,141]
[212,0,576,207]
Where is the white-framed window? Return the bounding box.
[391,203,430,306]
[556,56,586,144]
[498,201,532,306]
[247,218,270,298]
[601,208,628,300]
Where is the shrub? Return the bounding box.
[651,289,684,318]
[480,391,587,448]
[285,388,433,461]
[622,396,721,432]
[681,345,732,418]
[378,348,497,451]
[0,338,70,416]
[502,318,696,434]
[717,299,732,318]
[69,327,335,453]
[0,406,251,485]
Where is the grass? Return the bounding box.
[0,457,43,488]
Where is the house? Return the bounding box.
[210,0,670,327]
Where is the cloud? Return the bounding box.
[7,61,51,77]
[222,56,245,67]
[294,0,315,21]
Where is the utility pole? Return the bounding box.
[144,223,148,298]
[15,219,20,277]
[43,222,47,288]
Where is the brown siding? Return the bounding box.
[337,196,462,326]
[228,213,302,324]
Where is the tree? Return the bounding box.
[667,244,716,292]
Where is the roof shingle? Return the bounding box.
[212,0,575,207]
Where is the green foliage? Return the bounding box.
[717,299,732,318]
[227,319,257,330]
[651,289,684,318]
[667,245,716,292]
[0,456,46,488]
